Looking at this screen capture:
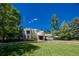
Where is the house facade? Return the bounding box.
[23,28,53,41]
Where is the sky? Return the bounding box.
[12,3,79,31]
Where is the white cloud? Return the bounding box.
[33,18,38,20]
[28,18,38,23]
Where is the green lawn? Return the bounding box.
[0,41,79,56]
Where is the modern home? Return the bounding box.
[23,28,53,41]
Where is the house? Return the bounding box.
[23,28,45,41]
[23,28,53,41]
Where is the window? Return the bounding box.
[27,30,30,34]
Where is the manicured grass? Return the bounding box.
[0,41,79,56]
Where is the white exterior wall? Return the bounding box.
[23,28,46,41]
[23,28,32,40]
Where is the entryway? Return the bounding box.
[38,36,44,40]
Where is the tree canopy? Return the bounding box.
[51,15,79,40]
[0,3,21,41]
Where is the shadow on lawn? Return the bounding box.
[0,42,39,56]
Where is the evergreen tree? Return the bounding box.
[51,14,59,30]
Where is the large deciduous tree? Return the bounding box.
[59,21,70,40]
[0,3,21,41]
[59,17,79,40]
[68,17,79,40]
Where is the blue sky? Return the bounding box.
[12,3,79,31]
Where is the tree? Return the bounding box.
[51,14,59,30]
[59,21,70,40]
[51,15,59,36]
[31,32,37,41]
[68,17,79,40]
[0,3,21,41]
[59,17,79,40]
